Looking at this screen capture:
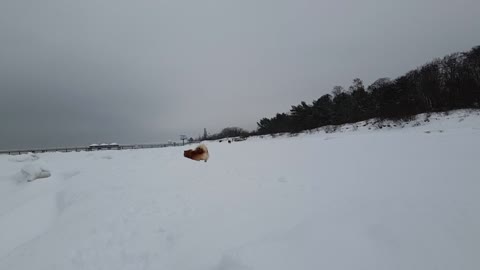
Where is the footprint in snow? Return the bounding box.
[213,254,251,270]
[277,177,288,183]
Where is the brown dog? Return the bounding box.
[184,144,209,162]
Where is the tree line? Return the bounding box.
[255,46,480,135]
[201,46,479,140]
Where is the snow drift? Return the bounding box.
[9,152,39,162]
[19,164,51,182]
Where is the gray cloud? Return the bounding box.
[1,0,480,149]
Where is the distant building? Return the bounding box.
[88,143,120,151]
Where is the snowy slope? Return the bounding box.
[1,110,479,270]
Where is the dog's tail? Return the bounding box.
[196,144,208,153]
[196,144,209,162]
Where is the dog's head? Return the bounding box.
[184,149,194,159]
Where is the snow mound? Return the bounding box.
[20,164,51,182]
[9,153,39,162]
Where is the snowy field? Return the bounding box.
[1,110,479,270]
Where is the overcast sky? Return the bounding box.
[1,0,479,149]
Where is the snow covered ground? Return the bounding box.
[1,110,479,270]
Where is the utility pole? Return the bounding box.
[180,135,187,146]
